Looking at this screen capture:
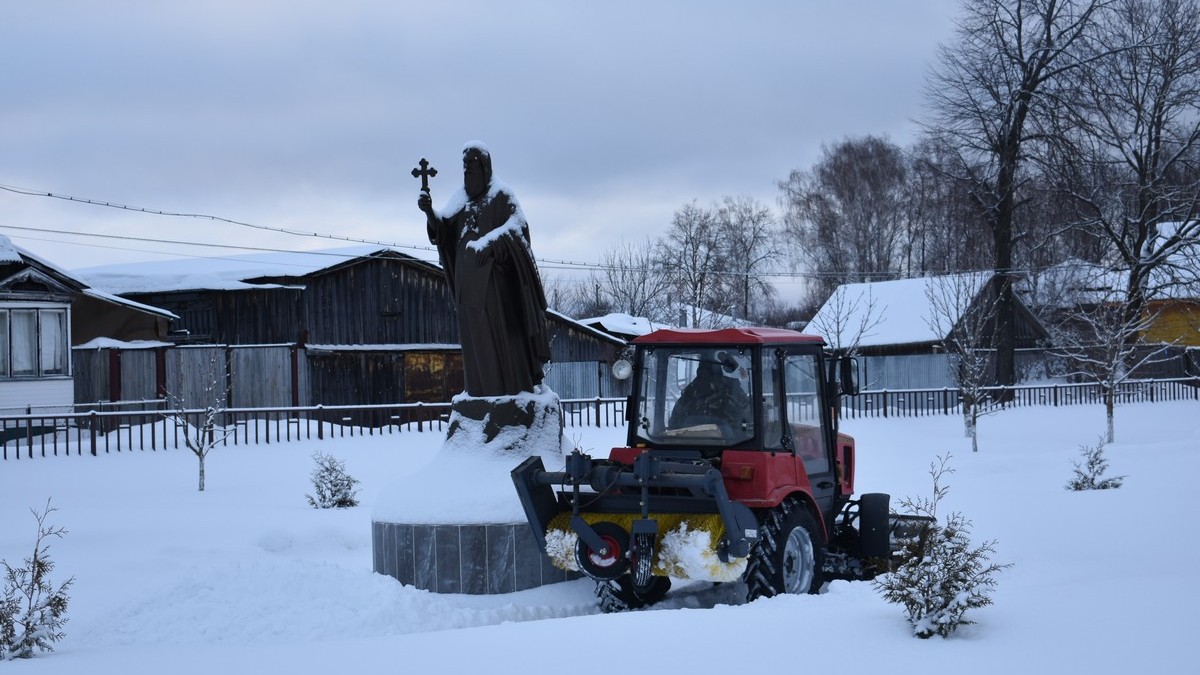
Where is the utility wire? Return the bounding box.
[1,182,1133,280]
[0,183,614,270]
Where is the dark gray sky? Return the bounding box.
[2,0,960,297]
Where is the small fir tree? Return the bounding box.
[874,454,1011,639]
[1066,437,1125,491]
[1,500,74,660]
[306,451,360,509]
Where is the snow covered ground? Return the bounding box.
[1,400,1196,673]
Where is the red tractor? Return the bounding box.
[513,327,913,612]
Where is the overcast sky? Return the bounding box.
[2,0,961,300]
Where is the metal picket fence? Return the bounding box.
[2,378,1196,461]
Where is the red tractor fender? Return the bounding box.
[719,450,828,540]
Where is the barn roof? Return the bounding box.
[74,245,440,294]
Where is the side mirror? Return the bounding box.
[839,356,860,396]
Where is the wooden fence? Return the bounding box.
[3,378,1197,461]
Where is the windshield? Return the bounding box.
[633,346,755,447]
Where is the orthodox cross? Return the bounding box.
[411,158,438,192]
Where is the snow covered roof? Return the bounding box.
[808,273,992,349]
[74,245,435,295]
[578,312,664,339]
[0,234,177,318]
[0,235,23,263]
[81,288,178,320]
[73,337,173,350]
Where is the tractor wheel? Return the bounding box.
[575,521,630,581]
[745,498,825,601]
[595,575,672,614]
[630,532,656,589]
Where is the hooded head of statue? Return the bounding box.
[462,142,493,201]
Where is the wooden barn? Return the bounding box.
[76,247,625,406]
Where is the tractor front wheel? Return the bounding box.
[745,498,825,601]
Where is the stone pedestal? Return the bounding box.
[372,521,577,594]
[372,388,576,594]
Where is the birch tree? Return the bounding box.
[925,273,1003,452]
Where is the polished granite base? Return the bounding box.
[372,521,578,594]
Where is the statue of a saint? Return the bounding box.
[417,142,551,397]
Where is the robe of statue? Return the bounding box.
[427,174,551,397]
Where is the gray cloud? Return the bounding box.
[1,0,960,289]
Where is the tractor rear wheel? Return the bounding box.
[595,575,672,614]
[745,498,825,601]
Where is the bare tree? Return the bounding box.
[1054,0,1200,328]
[779,135,911,297]
[598,238,675,324]
[907,139,996,275]
[1050,282,1172,442]
[544,274,612,320]
[925,273,1003,452]
[161,349,234,492]
[806,284,886,358]
[713,196,782,323]
[657,201,723,328]
[923,0,1114,391]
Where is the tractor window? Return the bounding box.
[761,352,784,451]
[634,347,754,448]
[783,354,829,474]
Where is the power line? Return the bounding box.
[0,182,609,271]
[1,181,1127,280]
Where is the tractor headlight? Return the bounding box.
[612,359,633,380]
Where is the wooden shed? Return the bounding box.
[77,247,626,405]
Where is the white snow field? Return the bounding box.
[1,399,1196,673]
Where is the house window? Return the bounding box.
[0,312,7,377]
[0,307,69,379]
[40,309,67,376]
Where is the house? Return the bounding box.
[1022,257,1199,377]
[76,246,626,405]
[0,235,174,415]
[807,273,1049,389]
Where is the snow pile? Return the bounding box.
[372,386,566,524]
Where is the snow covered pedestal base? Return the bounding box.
[371,387,578,594]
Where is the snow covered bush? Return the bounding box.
[1066,437,1125,491]
[306,451,360,509]
[874,454,1010,639]
[1,501,74,660]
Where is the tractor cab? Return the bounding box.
[617,327,859,518]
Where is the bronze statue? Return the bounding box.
[417,143,551,397]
